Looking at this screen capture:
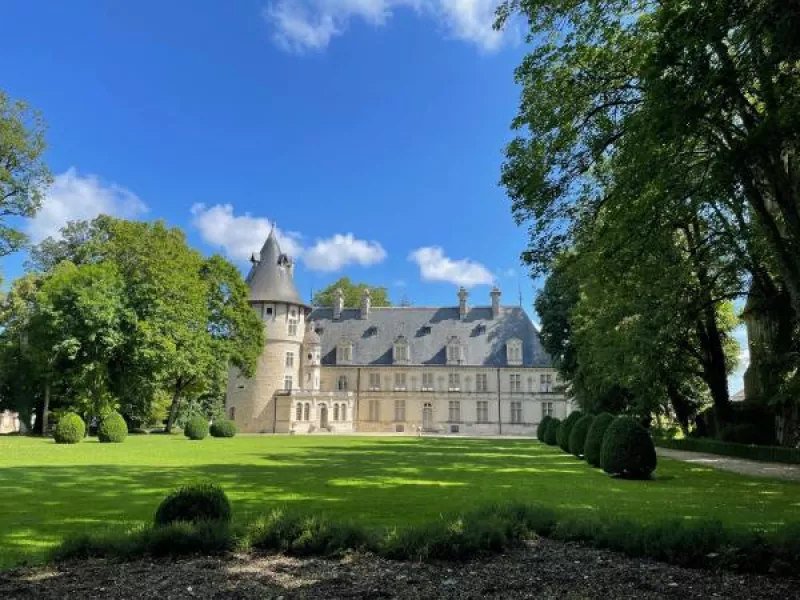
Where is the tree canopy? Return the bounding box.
[313,277,391,308]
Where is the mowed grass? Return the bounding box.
[1,434,799,569]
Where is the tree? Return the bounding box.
[313,277,391,308]
[0,90,52,256]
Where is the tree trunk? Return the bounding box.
[666,382,692,435]
[697,310,733,428]
[165,389,181,433]
[41,380,51,435]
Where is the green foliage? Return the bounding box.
[584,413,616,467]
[210,418,237,438]
[97,411,128,443]
[53,412,85,444]
[600,417,657,479]
[568,415,594,457]
[154,483,231,526]
[543,417,560,445]
[557,411,583,452]
[656,437,800,465]
[536,415,552,442]
[717,424,764,445]
[184,416,209,440]
[313,276,391,308]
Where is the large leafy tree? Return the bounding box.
[0,90,52,257]
[313,277,391,308]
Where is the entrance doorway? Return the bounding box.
[320,405,329,429]
[422,402,433,430]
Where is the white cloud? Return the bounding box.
[303,233,387,271]
[501,267,516,278]
[29,168,148,242]
[409,246,494,287]
[190,203,303,261]
[263,0,504,53]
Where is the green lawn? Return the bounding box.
[1,434,799,568]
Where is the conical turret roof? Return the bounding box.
[248,229,308,308]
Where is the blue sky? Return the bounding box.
[0,0,747,390]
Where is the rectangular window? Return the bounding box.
[511,401,522,424]
[422,372,434,391]
[476,401,489,424]
[284,375,292,391]
[448,400,461,422]
[475,373,488,392]
[288,320,298,336]
[369,399,380,422]
[394,399,406,422]
[394,373,407,391]
[448,373,460,391]
[542,402,554,418]
[285,352,294,368]
[510,374,522,393]
[229,407,236,420]
[540,373,553,393]
[368,372,381,391]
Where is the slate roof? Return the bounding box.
[308,306,553,367]
[246,229,309,308]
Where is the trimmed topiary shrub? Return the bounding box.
[557,411,584,452]
[568,415,594,457]
[536,416,553,442]
[98,411,128,443]
[154,483,232,526]
[600,416,657,479]
[584,412,615,467]
[544,417,561,446]
[210,418,237,438]
[184,416,209,440]
[53,412,86,444]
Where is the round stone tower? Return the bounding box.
[226,228,310,432]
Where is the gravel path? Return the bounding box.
[657,448,800,481]
[2,539,798,599]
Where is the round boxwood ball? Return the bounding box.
[53,412,86,444]
[600,416,657,479]
[210,418,237,438]
[98,411,128,443]
[557,411,584,453]
[536,415,553,442]
[544,417,561,446]
[584,412,615,467]
[154,483,231,526]
[184,416,209,440]
[568,414,594,457]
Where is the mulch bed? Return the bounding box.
[2,538,798,599]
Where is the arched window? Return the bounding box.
[341,404,347,421]
[338,375,348,391]
[295,403,303,421]
[334,404,340,421]
[303,403,310,421]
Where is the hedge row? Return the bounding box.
[655,437,800,465]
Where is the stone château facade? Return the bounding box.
[226,230,570,434]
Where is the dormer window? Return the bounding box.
[394,336,410,364]
[446,336,463,365]
[421,325,432,335]
[337,340,353,364]
[506,339,523,366]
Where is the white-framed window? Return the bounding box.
[338,375,348,391]
[394,399,406,422]
[510,374,522,393]
[448,400,461,422]
[368,372,381,391]
[506,339,522,365]
[303,403,310,421]
[333,404,340,421]
[446,337,463,365]
[475,373,488,393]
[285,352,294,368]
[337,341,353,364]
[394,372,407,391]
[422,372,434,391]
[295,404,302,421]
[542,402,554,418]
[341,404,347,421]
[540,373,553,393]
[288,319,298,336]
[284,375,293,391]
[262,304,274,319]
[448,373,460,391]
[369,399,380,421]
[511,401,523,424]
[476,401,489,424]
[394,336,410,364]
[528,377,534,393]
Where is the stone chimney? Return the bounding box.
[490,286,501,319]
[457,287,469,319]
[333,287,344,320]
[360,288,371,319]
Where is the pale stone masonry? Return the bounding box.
[227,230,571,434]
